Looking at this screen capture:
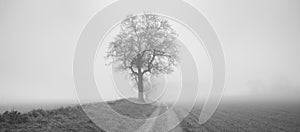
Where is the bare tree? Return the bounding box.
[106,13,179,102]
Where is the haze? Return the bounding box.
[1,0,300,107]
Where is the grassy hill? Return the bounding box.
[105,98,168,119]
[1,99,300,132]
[0,98,168,132]
[0,105,104,132]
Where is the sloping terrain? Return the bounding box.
[176,101,300,132]
[0,106,104,132]
[1,99,300,132]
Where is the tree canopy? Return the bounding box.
[106,13,179,101]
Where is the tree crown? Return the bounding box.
[106,13,179,79]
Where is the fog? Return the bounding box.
[1,0,300,107]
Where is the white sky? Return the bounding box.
[1,0,300,105]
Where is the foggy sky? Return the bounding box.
[1,0,300,105]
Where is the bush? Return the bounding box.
[0,110,29,124]
[0,113,2,122]
[27,109,48,118]
[0,105,105,131]
[0,122,10,131]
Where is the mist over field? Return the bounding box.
[0,0,300,131]
[1,0,300,106]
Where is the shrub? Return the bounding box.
[27,109,48,118]
[0,110,29,124]
[0,113,2,122]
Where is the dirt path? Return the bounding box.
[137,106,184,132]
[134,107,161,132]
[83,103,185,132]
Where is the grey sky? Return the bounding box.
[1,0,300,105]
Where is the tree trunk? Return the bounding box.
[137,73,144,102]
[136,54,144,102]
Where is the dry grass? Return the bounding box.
[1,99,300,132]
[176,101,300,132]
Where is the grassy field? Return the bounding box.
[1,99,300,132]
[176,101,300,132]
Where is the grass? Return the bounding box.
[1,99,300,132]
[0,98,167,132]
[107,98,168,119]
[0,106,104,132]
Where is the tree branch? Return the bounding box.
[142,50,156,74]
[154,50,172,58]
[130,18,142,52]
[129,60,138,75]
[141,49,151,57]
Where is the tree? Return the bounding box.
[106,13,179,102]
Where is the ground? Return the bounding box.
[1,99,300,132]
